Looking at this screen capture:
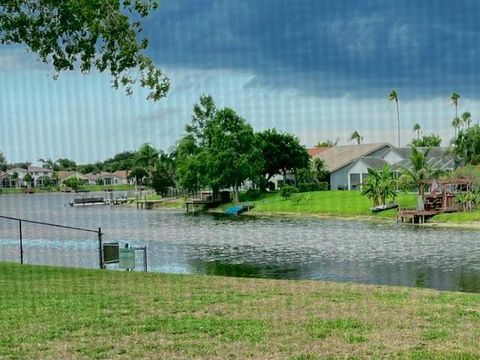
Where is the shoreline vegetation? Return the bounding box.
[4,187,480,227]
[150,190,480,228]
[1,262,479,359]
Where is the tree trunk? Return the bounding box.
[396,99,400,147]
[283,170,287,186]
[234,181,239,203]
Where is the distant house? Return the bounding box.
[112,170,131,185]
[0,165,54,188]
[310,143,393,190]
[310,144,455,191]
[84,171,130,186]
[57,171,89,185]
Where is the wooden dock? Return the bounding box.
[396,208,441,224]
[185,191,232,213]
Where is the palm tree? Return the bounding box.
[135,143,160,175]
[38,158,56,170]
[362,164,397,206]
[349,130,363,145]
[413,123,421,139]
[461,111,472,129]
[398,145,443,198]
[450,92,460,119]
[452,116,462,137]
[388,89,400,147]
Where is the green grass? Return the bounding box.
[81,184,135,191]
[219,191,417,219]
[431,210,480,224]
[1,262,480,359]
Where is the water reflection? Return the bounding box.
[1,193,480,293]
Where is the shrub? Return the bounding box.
[297,182,329,192]
[280,185,298,199]
[241,188,263,201]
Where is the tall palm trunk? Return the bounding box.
[395,99,400,147]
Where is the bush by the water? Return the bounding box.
[240,188,263,201]
[280,185,298,199]
[297,182,328,192]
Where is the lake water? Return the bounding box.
[1,192,480,293]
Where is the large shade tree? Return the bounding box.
[176,96,261,202]
[411,134,441,147]
[0,1,169,100]
[451,124,480,166]
[256,129,310,187]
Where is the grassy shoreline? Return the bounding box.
[1,262,479,359]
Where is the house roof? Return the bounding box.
[113,170,128,179]
[27,165,53,173]
[390,147,455,172]
[312,143,392,172]
[307,147,329,157]
[358,157,387,170]
[85,172,123,180]
[57,171,88,180]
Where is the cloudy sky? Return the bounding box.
[1,0,480,163]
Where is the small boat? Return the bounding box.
[371,203,398,213]
[69,197,106,207]
[224,203,254,216]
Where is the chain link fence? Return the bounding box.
[0,215,103,269]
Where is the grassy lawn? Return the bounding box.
[1,263,479,359]
[219,191,417,219]
[431,211,480,224]
[81,184,135,191]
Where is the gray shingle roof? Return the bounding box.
[390,147,454,172]
[313,143,392,172]
[359,157,387,170]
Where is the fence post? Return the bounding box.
[98,227,103,269]
[143,246,148,272]
[19,220,23,264]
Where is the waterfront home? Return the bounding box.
[84,171,130,186]
[0,165,54,188]
[57,171,89,185]
[310,143,393,190]
[312,145,455,191]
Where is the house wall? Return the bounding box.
[347,161,370,190]
[271,173,296,189]
[330,166,350,190]
[330,146,391,191]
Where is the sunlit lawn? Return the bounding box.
[1,263,479,359]
[220,191,417,219]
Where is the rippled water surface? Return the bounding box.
[1,193,480,292]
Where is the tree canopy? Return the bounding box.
[256,129,310,183]
[411,134,441,147]
[0,0,169,100]
[176,97,261,201]
[451,124,480,166]
[0,152,6,172]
